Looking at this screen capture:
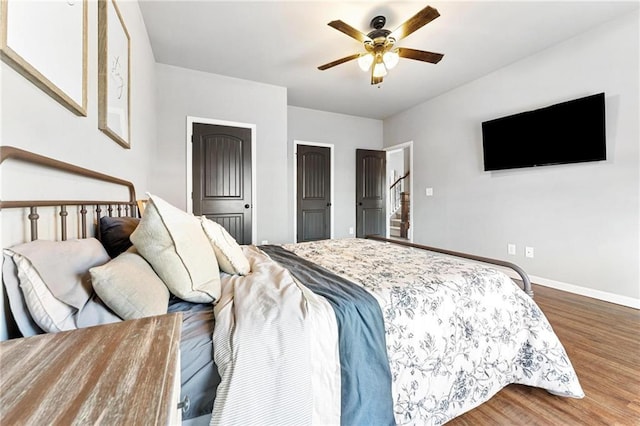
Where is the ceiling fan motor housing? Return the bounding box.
[366,15,394,52]
[370,15,386,30]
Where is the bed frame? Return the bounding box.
[0,146,140,241]
[367,236,533,297]
[0,145,533,300]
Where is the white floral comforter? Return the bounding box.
[282,238,584,425]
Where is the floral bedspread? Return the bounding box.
[282,238,584,425]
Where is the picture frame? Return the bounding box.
[98,0,131,149]
[0,0,88,116]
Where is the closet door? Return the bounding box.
[192,123,252,244]
[297,144,331,242]
[355,149,386,238]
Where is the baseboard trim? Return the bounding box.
[500,269,640,309]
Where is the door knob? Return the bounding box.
[244,204,250,209]
[326,203,332,207]
[358,202,363,206]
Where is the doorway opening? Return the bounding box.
[385,142,413,242]
[293,140,334,243]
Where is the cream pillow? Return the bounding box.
[130,193,220,303]
[200,217,251,275]
[90,248,170,320]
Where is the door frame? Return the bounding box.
[293,140,335,243]
[186,116,257,244]
[385,141,414,242]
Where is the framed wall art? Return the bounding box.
[0,0,88,116]
[98,0,130,149]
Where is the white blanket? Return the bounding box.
[210,246,340,426]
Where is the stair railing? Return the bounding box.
[389,171,410,215]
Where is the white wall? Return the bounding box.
[388,150,405,182]
[0,1,157,340]
[384,11,639,305]
[387,148,410,183]
[1,1,155,193]
[153,63,289,244]
[288,106,383,239]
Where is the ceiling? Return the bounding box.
[139,1,639,120]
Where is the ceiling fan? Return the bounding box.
[318,5,444,85]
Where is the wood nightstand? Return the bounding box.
[0,313,182,425]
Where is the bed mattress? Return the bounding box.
[170,238,584,425]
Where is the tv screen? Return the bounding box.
[482,93,606,171]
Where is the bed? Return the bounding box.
[0,146,584,425]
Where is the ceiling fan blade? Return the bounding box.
[328,20,371,43]
[390,6,440,41]
[397,47,444,64]
[318,53,361,71]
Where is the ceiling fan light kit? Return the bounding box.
[358,53,374,71]
[383,51,400,69]
[373,59,387,78]
[358,50,399,73]
[318,5,445,85]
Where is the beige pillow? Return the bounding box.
[200,217,251,275]
[130,193,220,303]
[90,248,170,320]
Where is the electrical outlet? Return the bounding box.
[525,246,534,258]
[349,227,354,235]
[261,240,269,245]
[508,244,516,255]
[425,187,434,196]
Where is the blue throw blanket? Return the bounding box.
[260,245,395,426]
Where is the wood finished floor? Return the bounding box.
[448,284,640,425]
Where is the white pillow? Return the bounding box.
[200,217,251,275]
[90,248,170,320]
[2,253,44,336]
[9,250,76,333]
[130,193,220,303]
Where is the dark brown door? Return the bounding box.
[297,145,331,242]
[356,149,386,238]
[192,123,252,244]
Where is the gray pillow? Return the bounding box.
[90,248,170,320]
[3,238,121,333]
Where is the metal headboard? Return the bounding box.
[0,146,139,241]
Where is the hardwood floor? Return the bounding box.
[448,284,640,425]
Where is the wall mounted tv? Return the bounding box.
[481,92,606,171]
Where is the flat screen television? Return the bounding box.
[481,93,606,171]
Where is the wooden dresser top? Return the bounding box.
[0,313,182,425]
